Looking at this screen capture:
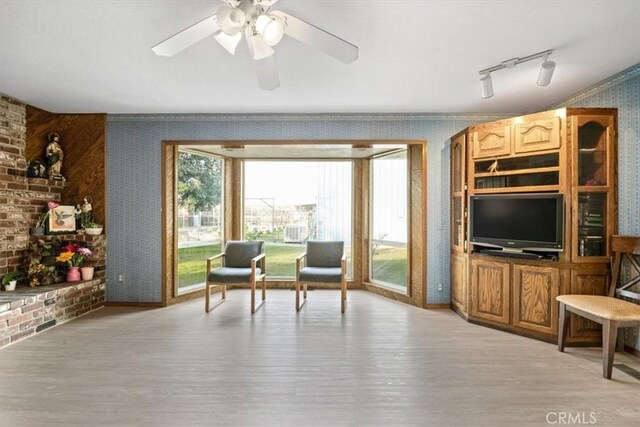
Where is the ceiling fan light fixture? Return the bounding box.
[214,31,242,55]
[255,14,285,46]
[217,5,246,35]
[248,33,275,60]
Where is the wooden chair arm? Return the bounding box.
[206,253,225,273]
[251,253,266,271]
[296,252,307,279]
[206,253,225,262]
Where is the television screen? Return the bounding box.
[470,193,563,251]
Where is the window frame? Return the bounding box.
[368,149,410,293]
[241,159,355,280]
[174,148,225,297]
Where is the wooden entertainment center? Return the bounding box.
[450,108,617,345]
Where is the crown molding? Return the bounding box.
[107,112,508,123]
[549,62,640,108]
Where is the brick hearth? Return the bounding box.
[0,280,105,348]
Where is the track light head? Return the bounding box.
[480,73,493,99]
[537,59,556,86]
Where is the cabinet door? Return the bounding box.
[568,268,610,340]
[451,252,467,313]
[512,265,559,335]
[571,114,617,263]
[470,258,510,324]
[514,117,560,154]
[472,125,511,159]
[451,133,467,252]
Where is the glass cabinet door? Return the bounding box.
[572,115,615,261]
[451,134,466,252]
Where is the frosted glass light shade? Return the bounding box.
[537,60,556,86]
[217,5,246,35]
[214,31,242,55]
[480,74,493,99]
[255,14,285,46]
[249,33,275,60]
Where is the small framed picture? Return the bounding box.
[47,205,77,234]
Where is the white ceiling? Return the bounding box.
[1,0,639,114]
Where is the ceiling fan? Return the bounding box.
[151,0,359,90]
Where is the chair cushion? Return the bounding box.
[557,295,640,322]
[224,241,264,268]
[208,267,262,284]
[306,241,344,268]
[299,267,342,284]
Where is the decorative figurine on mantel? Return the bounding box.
[45,132,64,180]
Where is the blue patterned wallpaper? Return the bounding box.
[106,113,503,303]
[106,64,640,307]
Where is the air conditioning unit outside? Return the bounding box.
[284,224,307,243]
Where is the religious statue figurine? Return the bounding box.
[82,196,93,214]
[45,132,64,180]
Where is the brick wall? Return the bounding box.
[0,94,68,276]
[0,94,30,275]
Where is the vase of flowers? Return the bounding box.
[56,244,92,282]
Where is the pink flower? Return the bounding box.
[47,201,59,210]
[77,247,92,257]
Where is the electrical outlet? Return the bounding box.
[118,274,124,283]
[437,283,443,292]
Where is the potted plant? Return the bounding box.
[30,201,59,235]
[2,271,24,291]
[56,244,92,282]
[80,211,103,235]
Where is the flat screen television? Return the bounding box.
[469,193,564,252]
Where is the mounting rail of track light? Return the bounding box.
[478,49,556,99]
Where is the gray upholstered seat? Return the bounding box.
[298,267,342,283]
[205,241,266,314]
[208,267,262,283]
[295,240,347,313]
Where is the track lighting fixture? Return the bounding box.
[480,73,493,99]
[478,49,555,99]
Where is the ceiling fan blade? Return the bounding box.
[271,11,358,64]
[254,56,280,90]
[152,15,219,57]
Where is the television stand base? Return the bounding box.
[479,249,543,260]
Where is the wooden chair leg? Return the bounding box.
[205,283,211,313]
[558,302,570,352]
[341,278,346,314]
[221,285,226,300]
[295,279,300,311]
[262,276,266,301]
[251,277,256,315]
[602,320,618,379]
[303,283,307,299]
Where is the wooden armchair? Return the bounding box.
[205,241,266,314]
[295,241,347,313]
[557,235,640,379]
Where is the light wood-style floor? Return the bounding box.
[1,290,639,426]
